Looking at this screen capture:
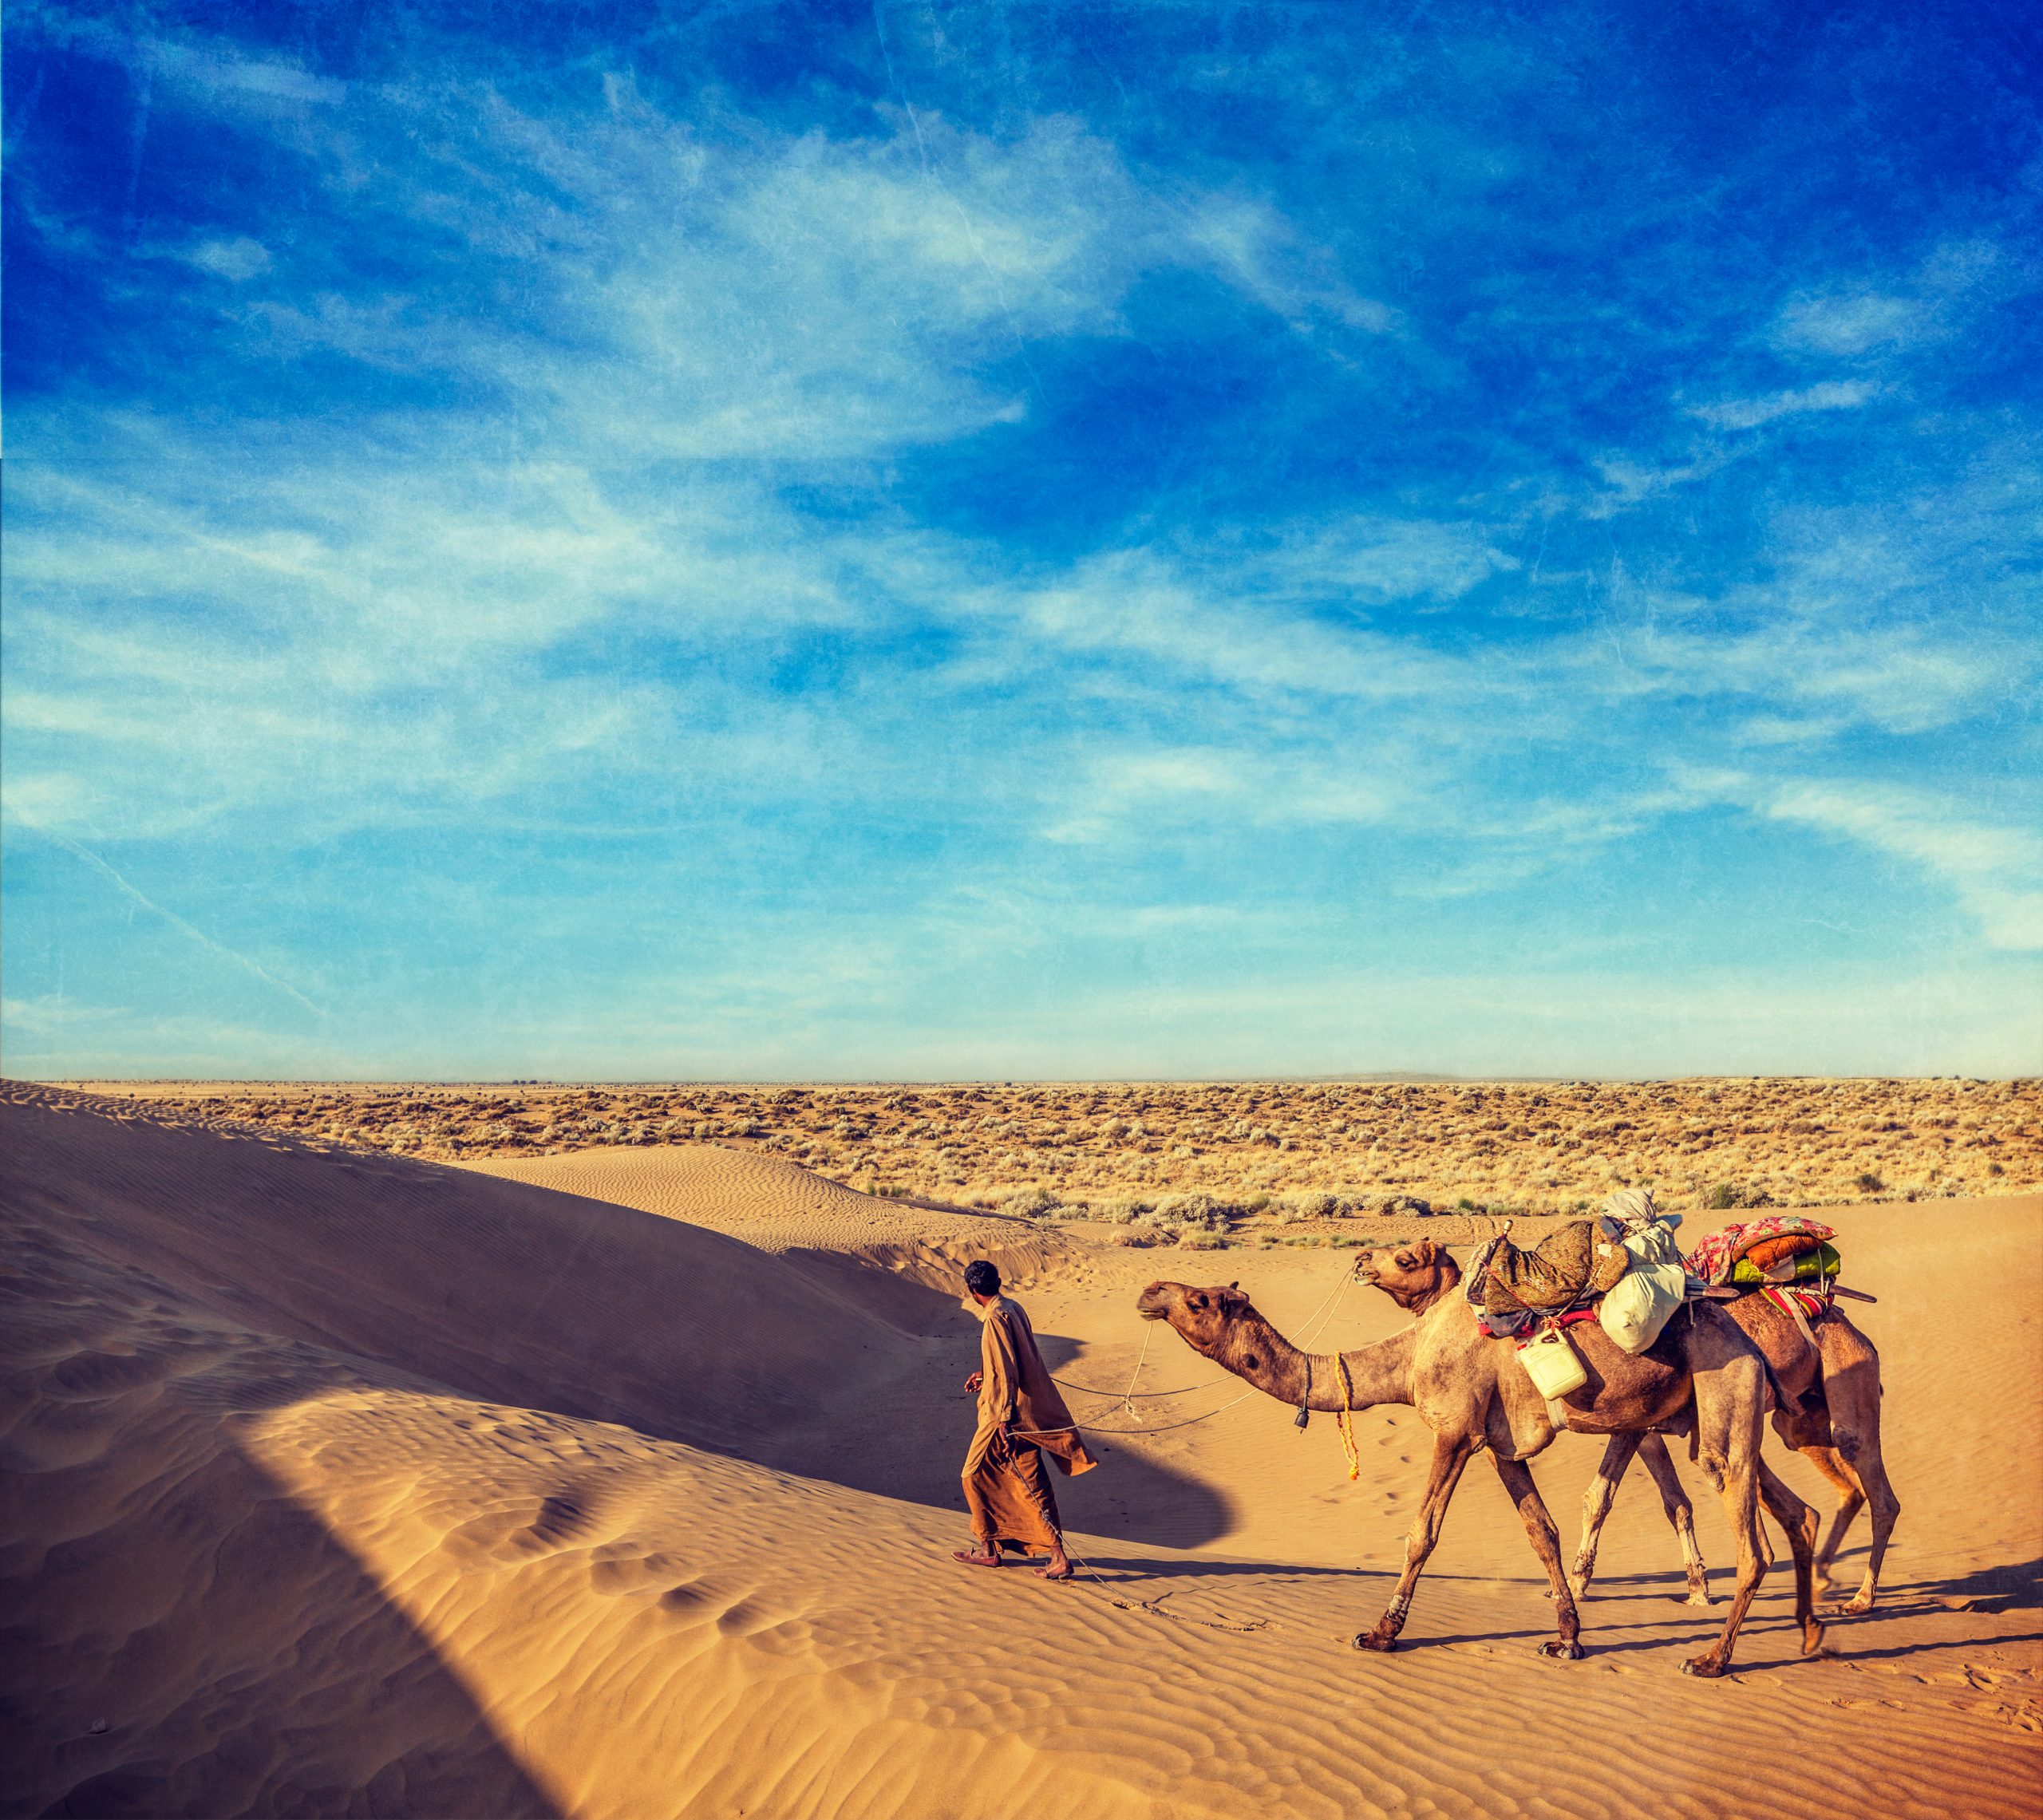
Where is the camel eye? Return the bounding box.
[1187,1292,1207,1309]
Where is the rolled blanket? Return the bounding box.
[1743,1233,1820,1275]
[1688,1214,1838,1288]
[1730,1241,1841,1286]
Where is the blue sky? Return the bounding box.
[4,0,2039,1080]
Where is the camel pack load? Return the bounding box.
[1466,1194,1848,1397]
[1687,1213,1841,1289]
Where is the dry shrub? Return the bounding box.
[126,1078,2042,1213]
[1000,1186,1061,1220]
[1156,1193,1243,1233]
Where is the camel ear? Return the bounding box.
[1412,1239,1437,1265]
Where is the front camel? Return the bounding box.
[1136,1252,1825,1676]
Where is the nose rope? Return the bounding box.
[1021,1255,1361,1443]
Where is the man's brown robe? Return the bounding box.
[962,1294,1097,1552]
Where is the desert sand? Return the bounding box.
[5,1079,2040,1819]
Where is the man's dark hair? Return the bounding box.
[963,1260,1001,1297]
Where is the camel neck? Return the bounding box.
[1216,1311,1418,1412]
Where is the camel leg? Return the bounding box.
[1638,1433,1713,1606]
[1571,1431,1712,1608]
[1493,1454,1584,1658]
[1802,1446,1865,1591]
[1808,1449,1899,1616]
[1354,1432,1474,1653]
[1838,1450,1898,1617]
[1568,1431,1641,1602]
[1681,1360,1772,1679]
[1810,1335,1899,1615]
[1756,1455,1828,1658]
[1839,1447,1898,1617]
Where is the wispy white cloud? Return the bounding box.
[1689,379,1881,430]
[24,73,1402,464]
[1760,781,2043,952]
[1612,619,2006,736]
[979,543,1486,704]
[1772,290,1928,357]
[1038,743,1409,844]
[181,235,271,281]
[1177,191,1399,337]
[29,12,349,108]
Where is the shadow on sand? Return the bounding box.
[5,1085,1230,1812]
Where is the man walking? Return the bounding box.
[951,1259,1096,1580]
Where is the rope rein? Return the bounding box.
[1059,1565,1272,1633]
[994,1258,1369,1636]
[1334,1352,1360,1482]
[1011,1257,1360,1443]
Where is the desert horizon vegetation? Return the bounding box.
[63,1076,2040,1238]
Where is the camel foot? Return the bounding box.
[1681,1653,1729,1679]
[1565,1577,1590,1602]
[1801,1622,1830,1658]
[1683,1587,1716,1609]
[1822,1595,1873,1617]
[1353,1630,1399,1653]
[1537,1639,1586,1660]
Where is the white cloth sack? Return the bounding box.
[1597,1193,1688,1354]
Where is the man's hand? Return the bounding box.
[964,1371,984,1393]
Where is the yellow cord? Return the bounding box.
[1334,1353,1360,1482]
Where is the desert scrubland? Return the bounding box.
[7,1078,2040,1819]
[76,1075,2041,1220]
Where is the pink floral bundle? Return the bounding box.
[1687,1214,1839,1288]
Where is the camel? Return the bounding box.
[1137,1247,1827,1676]
[1567,1277,1898,1615]
[1349,1242,1714,1610]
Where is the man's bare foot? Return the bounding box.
[1036,1552,1074,1581]
[951,1546,1002,1568]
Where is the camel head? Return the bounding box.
[1136,1280,1255,1360]
[1352,1239,1460,1312]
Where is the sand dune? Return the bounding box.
[4,1080,2039,1818]
[460,1145,1072,1330]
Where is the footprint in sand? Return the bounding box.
[587,1548,690,1596]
